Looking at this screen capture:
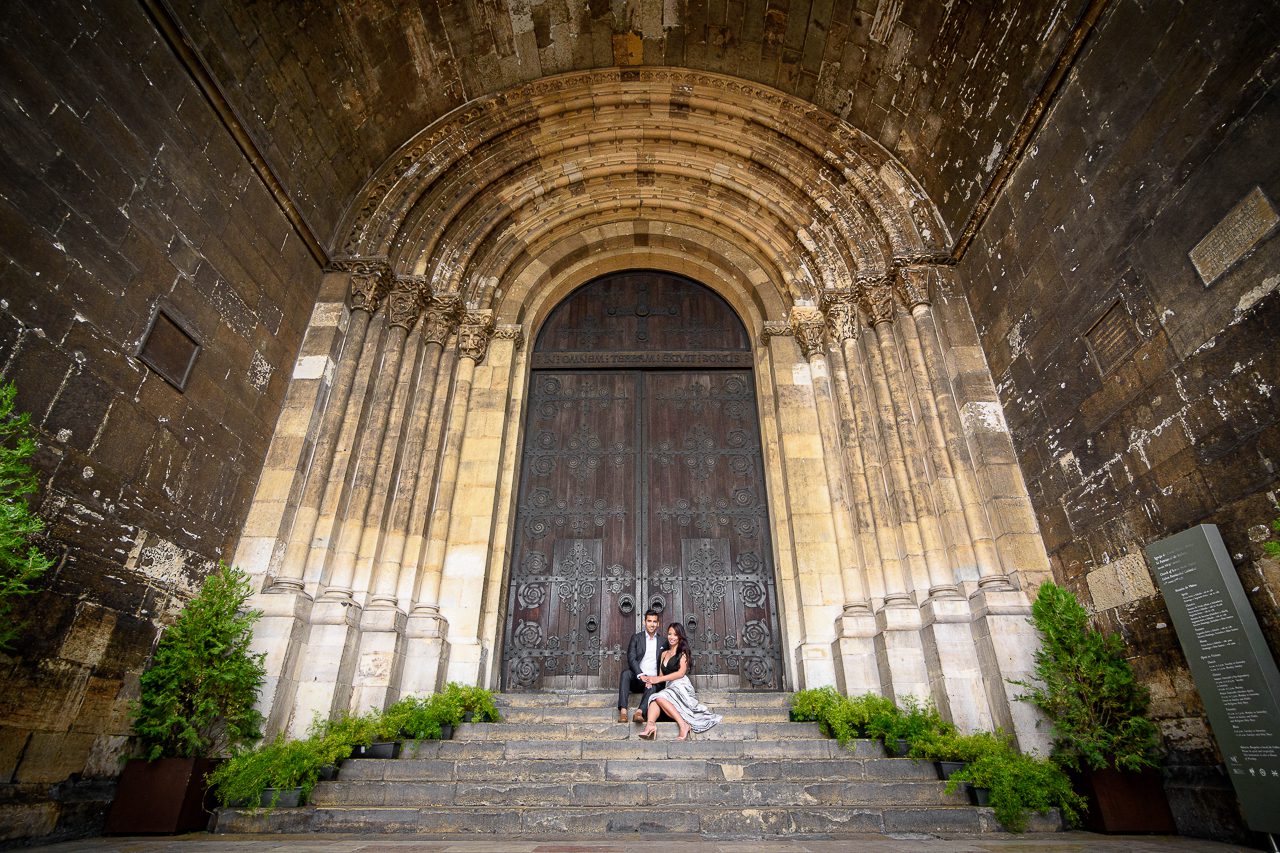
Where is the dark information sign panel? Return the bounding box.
[1147,524,1280,834]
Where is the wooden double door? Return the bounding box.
[501,272,783,691]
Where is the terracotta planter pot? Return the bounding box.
[1072,766,1177,833]
[106,757,217,834]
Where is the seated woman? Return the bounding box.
[638,622,723,741]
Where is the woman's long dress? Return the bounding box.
[655,651,722,733]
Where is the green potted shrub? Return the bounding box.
[826,692,897,747]
[106,562,266,833]
[789,686,841,723]
[309,711,379,777]
[208,735,326,810]
[945,734,1084,832]
[452,682,501,723]
[1014,581,1173,832]
[866,695,945,757]
[909,727,1000,780]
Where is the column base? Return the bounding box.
[247,589,313,738]
[832,610,880,695]
[795,642,838,690]
[969,586,1052,754]
[920,595,994,733]
[349,606,408,714]
[288,597,363,738]
[874,603,930,703]
[398,609,451,696]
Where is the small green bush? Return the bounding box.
[867,695,950,745]
[308,711,379,765]
[789,686,841,722]
[945,736,1084,832]
[0,381,55,653]
[208,735,326,810]
[452,682,501,722]
[130,562,265,760]
[1014,581,1162,772]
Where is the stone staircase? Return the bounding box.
[212,691,1060,836]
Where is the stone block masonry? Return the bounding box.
[0,0,321,844]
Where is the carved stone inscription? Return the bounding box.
[1190,187,1279,286]
[1146,524,1280,833]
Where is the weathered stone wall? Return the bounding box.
[957,0,1280,842]
[165,0,1086,243]
[0,0,320,843]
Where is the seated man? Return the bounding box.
[616,609,666,722]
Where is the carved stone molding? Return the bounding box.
[759,320,793,345]
[892,251,955,268]
[856,277,897,327]
[386,277,426,329]
[458,309,496,363]
[493,324,525,348]
[894,267,933,311]
[788,306,826,359]
[422,294,463,345]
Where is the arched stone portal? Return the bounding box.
[234,68,1052,752]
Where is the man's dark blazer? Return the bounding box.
[627,630,669,680]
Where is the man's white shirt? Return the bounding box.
[641,631,659,677]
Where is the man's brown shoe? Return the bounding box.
[633,710,644,723]
[618,709,628,723]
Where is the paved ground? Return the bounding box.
[32,833,1260,852]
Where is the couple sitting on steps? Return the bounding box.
[616,610,723,740]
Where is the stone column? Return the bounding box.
[250,260,385,736]
[348,276,428,713]
[896,265,1010,589]
[790,306,878,695]
[400,309,494,695]
[854,277,932,702]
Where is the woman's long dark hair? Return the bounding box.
[666,622,692,674]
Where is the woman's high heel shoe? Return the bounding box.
[676,730,692,741]
[638,727,657,740]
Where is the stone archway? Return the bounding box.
[233,68,1052,753]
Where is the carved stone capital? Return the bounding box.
[336,258,391,314]
[386,276,426,329]
[458,309,496,363]
[893,267,933,310]
[422,294,462,345]
[493,324,525,348]
[821,292,860,342]
[855,276,897,327]
[788,306,826,359]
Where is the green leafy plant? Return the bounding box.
[789,686,841,723]
[208,734,325,810]
[945,735,1085,832]
[909,727,1005,764]
[129,562,266,760]
[828,692,899,746]
[451,682,501,722]
[0,381,55,652]
[1013,581,1162,772]
[308,711,379,765]
[867,695,950,745]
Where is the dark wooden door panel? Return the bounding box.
[503,272,782,691]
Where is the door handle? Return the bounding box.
[618,594,635,615]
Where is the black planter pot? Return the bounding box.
[259,787,304,808]
[440,723,454,740]
[318,764,340,781]
[966,784,992,806]
[462,711,474,723]
[936,760,966,780]
[106,757,218,834]
[353,741,401,759]
[883,737,911,758]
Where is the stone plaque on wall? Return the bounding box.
[1146,525,1280,834]
[1189,187,1279,286]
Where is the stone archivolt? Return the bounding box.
[236,68,1051,751]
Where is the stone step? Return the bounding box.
[214,803,1061,835]
[310,778,964,808]
[336,755,937,783]
[397,736,880,761]
[499,705,792,723]
[453,720,822,741]
[497,691,793,710]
